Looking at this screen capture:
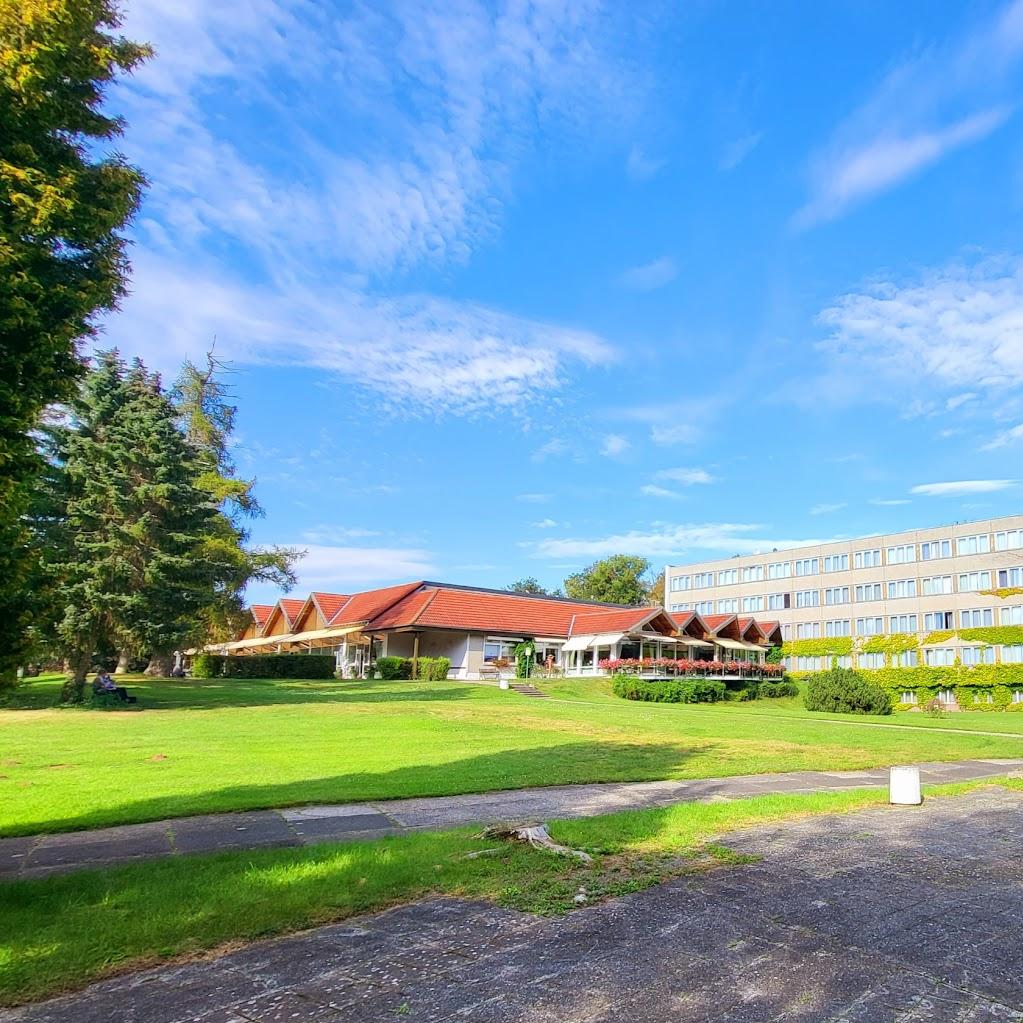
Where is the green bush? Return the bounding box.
[612,675,726,703]
[804,667,892,715]
[220,655,336,679]
[759,680,799,699]
[376,656,412,680]
[191,653,223,679]
[414,657,451,681]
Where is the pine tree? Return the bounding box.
[0,1,149,684]
[56,353,219,701]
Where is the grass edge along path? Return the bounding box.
[2,778,1019,1008]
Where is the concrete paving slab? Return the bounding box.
[170,812,298,855]
[287,814,396,842]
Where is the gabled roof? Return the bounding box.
[250,605,273,627]
[260,597,306,636]
[738,617,767,643]
[673,610,710,639]
[758,620,782,644]
[568,606,668,636]
[701,613,742,640]
[329,581,425,627]
[292,592,352,633]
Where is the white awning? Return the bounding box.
[287,625,362,644]
[562,634,595,652]
[715,638,763,652]
[682,638,714,649]
[592,632,626,646]
[208,633,297,652]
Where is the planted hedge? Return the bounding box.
[376,656,412,680]
[612,675,726,704]
[804,667,892,715]
[374,656,451,681]
[191,654,336,680]
[758,680,799,699]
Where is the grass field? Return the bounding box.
[2,674,1023,838]
[3,779,1016,1006]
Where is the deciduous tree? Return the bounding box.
[563,555,653,606]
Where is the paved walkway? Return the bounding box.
[2,758,1021,880]
[5,787,1023,1022]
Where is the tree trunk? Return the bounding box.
[114,648,132,674]
[144,650,174,677]
[61,648,93,704]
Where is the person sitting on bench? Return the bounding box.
[94,670,136,704]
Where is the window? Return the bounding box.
[669,602,690,613]
[823,586,849,605]
[920,539,951,560]
[961,646,995,665]
[924,611,954,631]
[795,656,823,671]
[693,572,714,588]
[1014,691,1023,705]
[741,565,764,582]
[889,614,918,634]
[997,567,1023,587]
[794,558,818,576]
[856,617,884,636]
[694,601,714,615]
[670,574,690,592]
[858,652,884,669]
[834,655,852,668]
[855,583,882,602]
[956,533,990,555]
[484,638,520,662]
[823,554,848,573]
[717,568,738,586]
[895,650,918,668]
[1001,606,1023,625]
[972,692,994,705]
[899,691,918,704]
[938,689,955,703]
[717,598,738,614]
[921,575,953,596]
[767,592,790,611]
[958,571,991,592]
[795,622,820,639]
[960,608,993,628]
[925,648,955,667]
[767,561,791,579]
[1002,645,1023,663]
[887,543,915,565]
[781,624,792,640]
[824,619,851,637]
[887,579,917,599]
[795,589,819,608]
[741,595,764,612]
[854,548,882,569]
[995,529,1023,551]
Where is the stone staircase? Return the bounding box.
[509,682,548,699]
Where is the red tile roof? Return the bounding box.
[568,607,665,636]
[701,614,736,632]
[278,598,305,626]
[250,604,273,626]
[758,620,782,642]
[311,592,352,622]
[328,581,425,627]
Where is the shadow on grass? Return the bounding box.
[0,676,480,712]
[14,740,714,836]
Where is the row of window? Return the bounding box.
[669,529,1022,591]
[789,646,1023,671]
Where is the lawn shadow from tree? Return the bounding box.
[18,740,715,836]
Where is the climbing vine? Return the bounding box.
[780,637,853,658]
[514,640,535,679]
[980,587,1023,600]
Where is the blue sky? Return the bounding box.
[104,0,1023,601]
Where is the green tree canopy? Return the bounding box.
[0,0,148,683]
[505,577,562,597]
[563,555,653,606]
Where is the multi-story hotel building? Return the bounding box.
[664,514,1023,671]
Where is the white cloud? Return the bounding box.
[870,498,911,506]
[810,502,846,515]
[626,146,664,181]
[719,130,764,171]
[640,484,683,500]
[817,255,1023,397]
[515,492,551,503]
[107,252,615,416]
[650,424,700,445]
[529,523,826,559]
[911,480,1016,496]
[619,257,678,292]
[946,392,978,411]
[287,544,437,589]
[654,467,715,486]
[796,0,1023,225]
[531,518,558,529]
[302,525,382,543]
[600,434,630,457]
[982,423,1023,449]
[531,437,570,461]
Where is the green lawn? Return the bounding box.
[3,779,1016,1007]
[2,674,1023,837]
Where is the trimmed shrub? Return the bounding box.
[191,653,223,679]
[759,680,799,699]
[804,667,892,715]
[414,656,451,681]
[376,656,412,680]
[220,655,336,679]
[612,675,726,703]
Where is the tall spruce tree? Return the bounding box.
[56,352,218,701]
[0,1,149,684]
[168,351,300,650]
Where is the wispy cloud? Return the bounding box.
[284,543,437,590]
[515,493,551,504]
[795,0,1023,225]
[531,518,558,529]
[626,146,664,181]
[528,523,826,559]
[302,525,382,543]
[870,498,911,507]
[600,434,630,457]
[650,424,700,445]
[619,257,678,292]
[654,467,715,486]
[809,502,846,515]
[983,423,1023,449]
[640,484,684,500]
[719,130,764,171]
[911,479,1016,496]
[531,437,570,462]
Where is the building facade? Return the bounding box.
[664,514,1023,672]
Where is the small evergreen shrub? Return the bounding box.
[759,680,799,699]
[191,653,223,679]
[414,656,451,681]
[376,656,412,680]
[612,675,726,703]
[804,667,892,715]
